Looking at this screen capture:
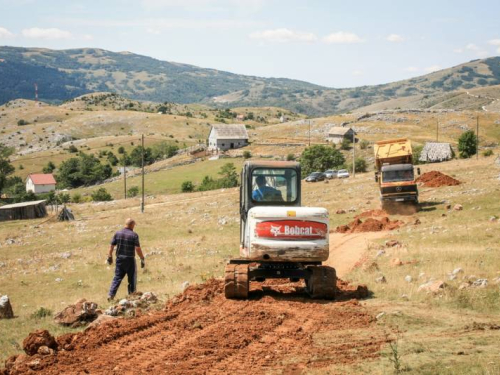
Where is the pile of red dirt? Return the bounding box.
[2,279,386,375]
[416,171,461,187]
[336,217,403,234]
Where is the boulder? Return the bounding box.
[385,240,401,248]
[417,280,446,293]
[375,276,387,284]
[391,258,403,267]
[0,295,14,319]
[87,314,116,329]
[54,298,99,326]
[454,204,463,211]
[23,330,57,356]
[404,275,413,283]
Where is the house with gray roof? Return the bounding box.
[208,124,249,151]
[326,126,356,144]
[419,142,454,163]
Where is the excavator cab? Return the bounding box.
[225,161,337,299]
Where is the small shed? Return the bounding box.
[419,142,453,163]
[0,200,47,221]
[327,126,356,144]
[208,124,249,151]
[26,174,56,194]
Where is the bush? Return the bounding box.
[91,188,113,202]
[57,193,71,204]
[117,146,125,154]
[286,153,296,161]
[57,153,113,188]
[483,149,494,157]
[72,193,82,203]
[17,119,28,126]
[128,186,139,197]
[340,137,352,150]
[300,145,345,175]
[31,307,52,319]
[68,145,78,153]
[458,130,477,158]
[43,161,56,174]
[413,144,424,165]
[353,157,367,173]
[243,150,252,159]
[359,139,369,150]
[181,180,194,192]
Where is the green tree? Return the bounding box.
[359,139,369,150]
[129,146,153,167]
[286,153,296,161]
[57,153,113,188]
[300,145,345,175]
[412,144,424,165]
[43,161,56,174]
[128,186,139,197]
[57,193,71,204]
[458,130,477,158]
[243,150,252,159]
[91,188,113,202]
[117,146,125,154]
[353,157,367,173]
[218,162,239,188]
[68,145,78,153]
[151,141,178,160]
[181,181,194,192]
[0,144,15,195]
[107,152,119,166]
[340,137,352,150]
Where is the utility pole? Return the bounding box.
[352,131,356,178]
[123,157,127,200]
[308,120,311,146]
[476,115,479,160]
[141,134,145,213]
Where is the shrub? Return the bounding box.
[128,186,139,197]
[57,193,71,204]
[68,145,78,153]
[483,149,494,157]
[17,119,28,126]
[31,307,52,319]
[118,146,125,154]
[43,161,56,174]
[458,130,477,158]
[243,150,252,159]
[359,139,369,150]
[72,193,82,203]
[181,180,194,192]
[91,188,113,202]
[286,153,296,161]
[353,157,367,173]
[340,137,352,151]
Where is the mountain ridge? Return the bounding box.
[1,46,499,115]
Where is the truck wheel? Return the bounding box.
[306,266,336,300]
[224,264,249,299]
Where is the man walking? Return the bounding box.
[107,218,145,301]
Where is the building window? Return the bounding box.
[221,143,225,146]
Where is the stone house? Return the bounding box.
[326,126,356,144]
[208,124,249,151]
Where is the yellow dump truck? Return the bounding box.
[374,138,420,212]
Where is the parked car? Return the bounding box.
[305,172,326,182]
[337,169,350,179]
[324,170,338,179]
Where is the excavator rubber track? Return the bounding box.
[305,265,337,299]
[224,264,249,299]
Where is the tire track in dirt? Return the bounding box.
[4,279,387,375]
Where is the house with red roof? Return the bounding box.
[26,174,57,194]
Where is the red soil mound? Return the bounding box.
[336,217,403,234]
[416,171,461,187]
[2,279,386,375]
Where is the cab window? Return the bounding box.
[251,168,298,203]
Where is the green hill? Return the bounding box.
[1,46,500,116]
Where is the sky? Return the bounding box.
[0,0,499,88]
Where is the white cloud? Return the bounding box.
[424,65,442,73]
[323,31,364,44]
[22,27,72,39]
[453,48,464,53]
[488,39,500,46]
[404,66,419,73]
[0,27,14,39]
[466,43,480,51]
[81,34,93,41]
[249,28,317,43]
[352,70,363,76]
[386,34,404,43]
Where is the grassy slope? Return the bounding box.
[1,155,500,373]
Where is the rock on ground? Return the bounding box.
[22,330,57,356]
[0,295,14,319]
[54,298,99,327]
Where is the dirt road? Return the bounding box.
[3,234,387,374]
[327,232,387,277]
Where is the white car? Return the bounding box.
[337,169,350,178]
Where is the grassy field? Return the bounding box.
[1,155,500,372]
